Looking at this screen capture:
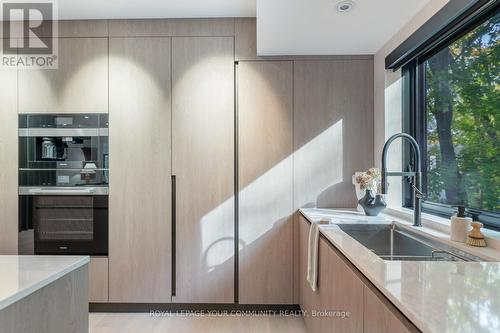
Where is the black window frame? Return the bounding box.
[402,3,500,230]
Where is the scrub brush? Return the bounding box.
[466,222,487,247]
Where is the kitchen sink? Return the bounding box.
[337,223,483,262]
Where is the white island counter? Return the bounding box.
[0,255,89,333]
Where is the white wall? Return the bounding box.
[373,0,449,207]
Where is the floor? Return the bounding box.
[89,313,307,333]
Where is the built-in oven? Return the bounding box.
[18,114,109,256]
[20,193,108,255]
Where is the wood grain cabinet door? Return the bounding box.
[299,216,322,333]
[318,238,364,333]
[19,38,108,114]
[172,37,235,303]
[89,257,108,303]
[293,59,374,209]
[299,216,364,333]
[238,61,294,304]
[364,286,419,333]
[0,65,18,255]
[109,37,172,303]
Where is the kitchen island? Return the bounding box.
[0,255,89,333]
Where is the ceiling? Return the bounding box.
[24,0,432,56]
[257,0,432,55]
[56,0,256,20]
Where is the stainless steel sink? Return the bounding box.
[337,223,483,262]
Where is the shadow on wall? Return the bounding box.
[197,118,345,302]
[293,59,373,209]
[294,120,344,209]
[199,236,235,301]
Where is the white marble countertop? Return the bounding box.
[300,208,500,333]
[0,255,89,311]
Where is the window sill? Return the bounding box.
[384,206,500,261]
[385,206,452,233]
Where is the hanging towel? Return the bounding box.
[307,219,330,291]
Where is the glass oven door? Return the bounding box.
[19,114,109,188]
[33,195,108,255]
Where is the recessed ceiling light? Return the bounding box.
[336,0,355,13]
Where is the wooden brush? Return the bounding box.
[466,222,487,247]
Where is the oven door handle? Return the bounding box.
[28,188,96,195]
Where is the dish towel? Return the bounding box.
[307,219,330,291]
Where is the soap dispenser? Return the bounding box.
[450,205,472,243]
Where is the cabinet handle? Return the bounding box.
[171,175,176,297]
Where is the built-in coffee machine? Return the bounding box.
[18,114,109,255]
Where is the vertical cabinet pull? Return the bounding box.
[171,175,176,297]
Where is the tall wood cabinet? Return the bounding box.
[172,37,235,303]
[18,38,108,114]
[293,59,374,209]
[237,61,294,304]
[108,37,172,302]
[0,66,18,255]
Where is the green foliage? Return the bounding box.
[425,13,499,212]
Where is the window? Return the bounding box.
[403,7,500,229]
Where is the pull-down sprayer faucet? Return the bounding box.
[381,133,423,227]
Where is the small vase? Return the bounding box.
[352,173,365,212]
[358,189,387,217]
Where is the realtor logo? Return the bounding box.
[1,0,58,68]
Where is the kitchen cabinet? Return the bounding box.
[234,18,258,61]
[109,37,172,302]
[293,59,374,209]
[108,18,234,37]
[172,37,235,303]
[299,216,323,332]
[299,215,419,333]
[237,61,294,304]
[56,20,109,38]
[18,37,108,114]
[317,236,364,332]
[89,257,108,303]
[18,20,108,38]
[364,285,419,333]
[0,66,18,255]
[299,215,364,332]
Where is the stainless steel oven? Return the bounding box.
[18,114,109,255]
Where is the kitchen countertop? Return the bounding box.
[300,208,500,333]
[0,255,89,311]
